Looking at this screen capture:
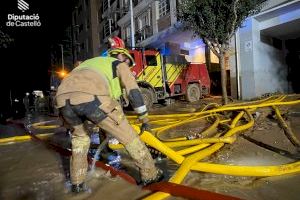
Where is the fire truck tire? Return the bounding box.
[186,83,201,102]
[140,88,154,109]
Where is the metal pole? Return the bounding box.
[60,44,64,71]
[129,0,135,48]
[234,30,240,100]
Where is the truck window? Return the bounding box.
[145,55,157,66]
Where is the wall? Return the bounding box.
[90,0,100,57]
[238,0,300,99]
[238,18,256,99]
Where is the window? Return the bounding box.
[159,0,170,18]
[137,9,150,29]
[103,19,110,37]
[135,9,152,42]
[133,0,139,6]
[103,0,108,11]
[121,0,128,8]
[146,55,157,66]
[121,0,129,13]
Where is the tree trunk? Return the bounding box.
[220,52,228,104]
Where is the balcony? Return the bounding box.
[136,25,153,43]
[157,14,171,32]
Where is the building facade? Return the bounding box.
[69,0,300,99]
[71,0,101,62]
[231,0,300,99]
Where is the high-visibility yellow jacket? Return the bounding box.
[55,56,146,116]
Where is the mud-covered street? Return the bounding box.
[1,95,300,200]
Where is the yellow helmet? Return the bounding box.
[108,48,135,67]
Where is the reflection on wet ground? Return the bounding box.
[1,98,300,200]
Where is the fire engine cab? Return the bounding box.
[129,48,211,108]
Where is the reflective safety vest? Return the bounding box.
[75,57,122,100]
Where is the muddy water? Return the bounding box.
[0,139,151,200]
[0,141,65,200]
[182,104,300,200]
[1,99,300,200]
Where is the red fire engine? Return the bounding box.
[129,48,211,108]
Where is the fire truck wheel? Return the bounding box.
[140,88,154,109]
[186,84,201,102]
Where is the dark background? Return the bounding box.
[0,0,72,119]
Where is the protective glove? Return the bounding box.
[140,122,151,134]
[138,113,151,134]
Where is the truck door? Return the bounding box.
[137,51,163,88]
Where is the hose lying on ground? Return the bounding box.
[3,94,300,200]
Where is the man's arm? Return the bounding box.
[117,63,148,123]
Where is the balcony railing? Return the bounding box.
[135,25,153,43]
[125,25,153,47]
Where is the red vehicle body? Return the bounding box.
[128,49,210,107]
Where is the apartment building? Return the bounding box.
[71,0,100,61]
[69,0,300,99]
[69,0,214,65]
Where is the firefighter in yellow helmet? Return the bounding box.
[55,37,162,193]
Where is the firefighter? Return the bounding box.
[55,37,163,193]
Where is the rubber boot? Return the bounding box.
[72,182,90,193]
[125,137,162,184]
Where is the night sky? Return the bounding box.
[1,0,72,114]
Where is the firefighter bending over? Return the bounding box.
[55,37,163,193]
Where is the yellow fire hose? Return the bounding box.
[2,95,300,200]
[140,98,300,200]
[0,133,53,144]
[143,110,251,200]
[272,105,300,147]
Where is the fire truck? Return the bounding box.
[128,48,211,108]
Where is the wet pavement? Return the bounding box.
[1,97,300,200]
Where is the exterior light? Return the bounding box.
[57,69,68,78]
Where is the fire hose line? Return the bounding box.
[154,114,214,141]
[20,123,243,200]
[129,98,300,120]
[137,107,300,200]
[272,105,300,147]
[109,116,223,150]
[11,130,237,200]
[3,96,300,200]
[3,120,240,199]
[222,94,286,108]
[143,181,242,200]
[0,133,53,144]
[141,110,250,200]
